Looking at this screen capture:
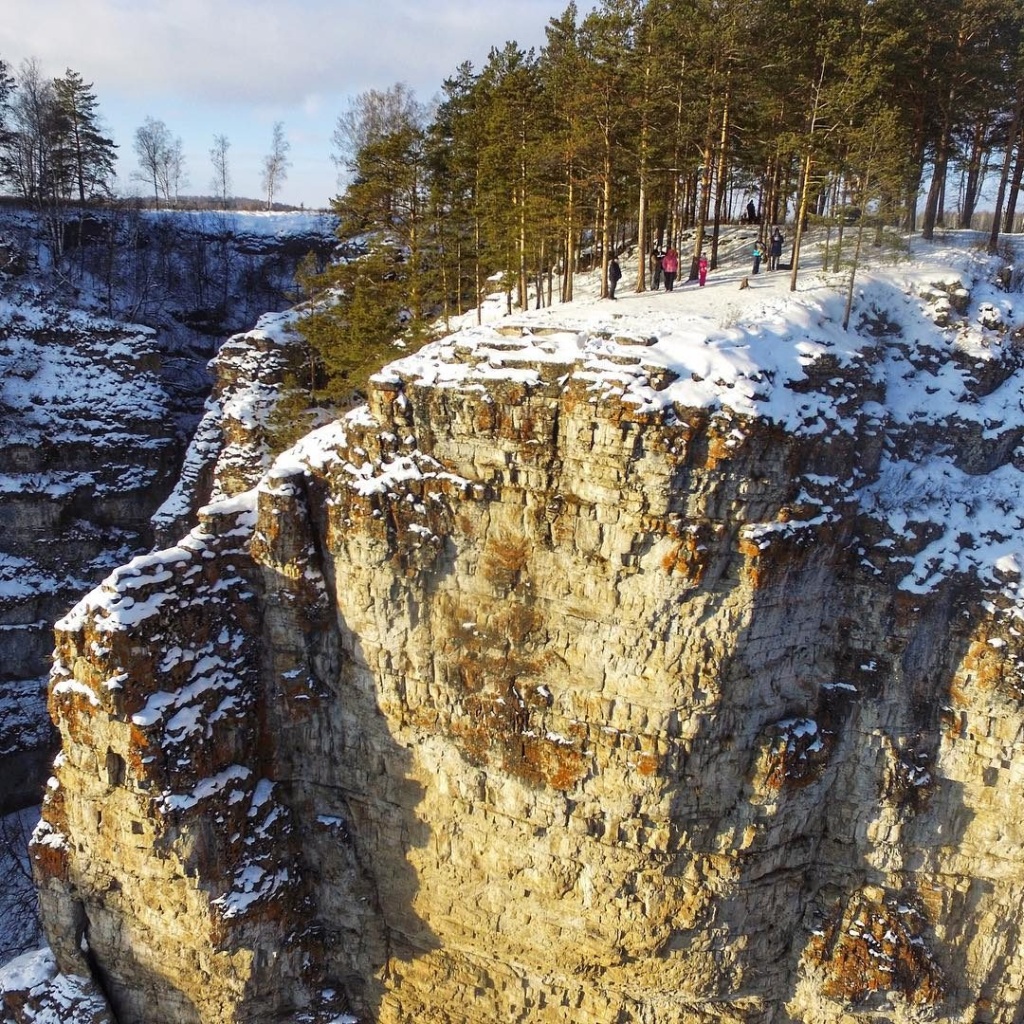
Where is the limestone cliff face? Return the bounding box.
[27,244,1024,1024]
[0,209,337,817]
[151,309,313,548]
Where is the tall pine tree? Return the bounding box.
[53,69,116,203]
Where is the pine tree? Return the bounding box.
[575,7,636,297]
[540,4,592,302]
[839,106,913,328]
[52,69,116,203]
[286,0,1024,355]
[300,85,432,402]
[917,0,1023,238]
[298,244,406,401]
[475,43,548,312]
[425,62,482,325]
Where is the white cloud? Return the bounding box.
[1,0,582,101]
[1,0,595,206]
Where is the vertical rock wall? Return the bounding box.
[0,305,179,814]
[28,292,1024,1023]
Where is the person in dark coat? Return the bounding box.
[746,199,757,224]
[608,256,622,299]
[769,228,784,270]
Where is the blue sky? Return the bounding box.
[1,1,594,208]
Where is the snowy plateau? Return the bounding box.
[5,222,1024,1023]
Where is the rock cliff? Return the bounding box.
[22,236,1024,1023]
[0,293,178,814]
[0,209,336,817]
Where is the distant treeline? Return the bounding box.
[0,57,305,251]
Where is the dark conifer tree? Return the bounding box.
[425,62,482,324]
[300,85,431,401]
[53,69,116,203]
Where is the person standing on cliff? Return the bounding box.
[769,227,784,270]
[661,246,679,291]
[650,245,664,290]
[607,255,622,299]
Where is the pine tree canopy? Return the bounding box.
[297,0,1024,400]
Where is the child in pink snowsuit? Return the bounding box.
[698,254,708,287]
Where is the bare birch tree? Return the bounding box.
[261,121,290,210]
[210,133,231,208]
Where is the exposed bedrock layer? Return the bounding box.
[0,309,178,814]
[29,272,1024,1023]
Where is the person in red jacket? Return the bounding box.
[698,253,709,287]
[662,246,679,291]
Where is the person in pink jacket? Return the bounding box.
[698,253,709,287]
[661,246,679,291]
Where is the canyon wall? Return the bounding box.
[0,210,336,816]
[22,248,1024,1023]
[0,299,179,814]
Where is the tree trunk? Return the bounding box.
[689,91,719,280]
[600,133,613,298]
[563,169,575,303]
[790,150,814,292]
[474,190,483,326]
[1003,130,1024,233]
[708,78,731,274]
[922,101,954,240]
[959,119,988,229]
[988,81,1024,252]
[843,164,874,331]
[517,141,528,311]
[635,46,653,292]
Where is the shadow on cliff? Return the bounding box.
[245,470,440,1024]
[777,576,981,1017]
[638,422,982,1020]
[653,528,981,1019]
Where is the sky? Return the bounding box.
[0,0,595,209]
